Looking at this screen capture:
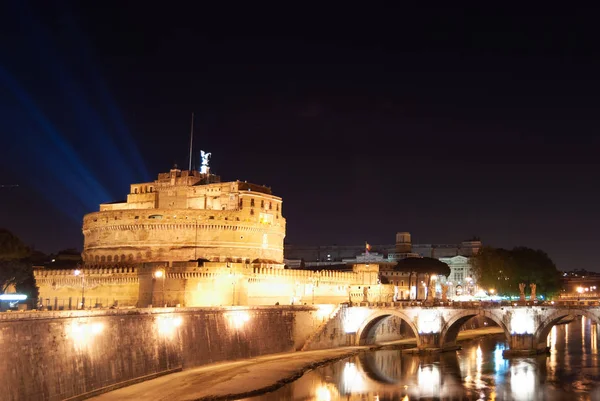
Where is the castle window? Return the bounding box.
[261,200,264,208]
[250,209,254,216]
[209,216,214,220]
[134,216,139,219]
[250,199,255,207]
[148,214,163,219]
[239,199,243,209]
[269,202,272,210]
[149,187,153,193]
[134,188,138,194]
[276,204,279,211]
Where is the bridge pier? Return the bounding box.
[503,334,549,357]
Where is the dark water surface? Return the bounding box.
[241,316,600,401]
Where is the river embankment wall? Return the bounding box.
[0,306,323,401]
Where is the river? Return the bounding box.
[241,316,600,401]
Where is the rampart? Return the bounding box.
[34,263,387,309]
[0,306,326,401]
[82,208,285,264]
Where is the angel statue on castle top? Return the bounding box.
[200,150,211,174]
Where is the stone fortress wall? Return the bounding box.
[34,166,396,309]
[82,168,285,265]
[34,262,388,309]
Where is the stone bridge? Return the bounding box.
[303,301,600,355]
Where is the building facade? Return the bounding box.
[34,165,389,308]
[285,233,481,264]
[83,167,286,265]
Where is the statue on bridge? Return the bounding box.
[441,284,449,302]
[519,283,526,301]
[530,283,537,301]
[426,279,435,301]
[362,285,369,302]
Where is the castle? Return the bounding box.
[82,167,285,265]
[34,161,384,309]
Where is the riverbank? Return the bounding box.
[88,327,505,401]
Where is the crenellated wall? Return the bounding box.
[34,263,392,309]
[0,306,325,401]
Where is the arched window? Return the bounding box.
[149,187,153,193]
[261,200,264,208]
[134,188,138,194]
[250,199,255,207]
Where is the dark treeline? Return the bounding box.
[472,246,561,298]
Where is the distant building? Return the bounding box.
[560,270,600,298]
[285,232,482,299]
[285,232,481,264]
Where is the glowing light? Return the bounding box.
[316,304,335,319]
[494,343,508,373]
[418,364,441,397]
[154,270,164,278]
[70,321,104,348]
[156,315,183,337]
[510,309,535,334]
[341,362,366,394]
[225,311,250,329]
[315,385,331,401]
[74,269,81,276]
[343,308,369,333]
[0,294,27,301]
[418,310,440,333]
[510,362,535,400]
[577,287,584,294]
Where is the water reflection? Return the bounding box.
[243,316,600,401]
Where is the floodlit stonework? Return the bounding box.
[83,167,286,264]
[34,167,385,308]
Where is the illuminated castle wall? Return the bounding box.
[82,167,286,265]
[35,166,389,308]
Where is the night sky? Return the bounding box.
[1,3,600,271]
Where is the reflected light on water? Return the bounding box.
[510,362,535,401]
[341,362,366,394]
[582,316,586,352]
[315,385,331,401]
[592,324,597,353]
[417,364,440,397]
[244,317,600,401]
[493,343,508,377]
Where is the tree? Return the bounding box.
[0,229,38,299]
[472,246,561,298]
[395,257,451,300]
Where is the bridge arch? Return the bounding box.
[534,308,600,347]
[355,309,420,347]
[440,309,511,348]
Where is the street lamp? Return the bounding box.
[74,269,85,309]
[154,269,166,307]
